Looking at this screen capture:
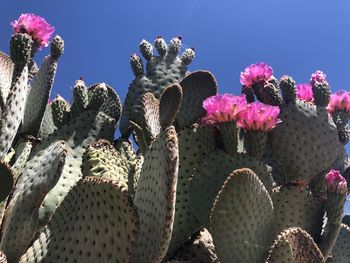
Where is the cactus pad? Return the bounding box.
[12,139,33,177]
[0,65,29,159]
[266,227,324,263]
[0,51,14,106]
[159,83,182,129]
[272,185,324,241]
[270,100,339,182]
[70,79,89,116]
[167,125,216,256]
[189,149,273,226]
[176,71,217,128]
[87,83,121,122]
[35,110,115,227]
[141,92,160,142]
[39,104,56,138]
[131,126,179,262]
[331,224,350,263]
[82,139,135,189]
[19,177,139,263]
[22,49,60,136]
[51,95,71,127]
[210,168,274,263]
[120,36,194,137]
[0,141,66,262]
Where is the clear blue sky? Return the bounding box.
[1,0,350,211]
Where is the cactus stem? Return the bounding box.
[219,121,238,155]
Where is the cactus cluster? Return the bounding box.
[0,13,349,263]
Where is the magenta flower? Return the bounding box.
[326,90,350,114]
[240,62,273,87]
[310,70,327,85]
[296,84,314,102]
[237,101,281,131]
[11,14,55,49]
[325,170,347,194]
[202,94,247,124]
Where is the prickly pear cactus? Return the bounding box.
[36,105,116,227]
[120,36,195,137]
[0,14,350,263]
[269,76,340,183]
[19,177,139,263]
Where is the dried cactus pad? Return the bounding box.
[270,100,340,182]
[189,150,272,227]
[141,92,160,142]
[0,51,14,105]
[272,185,324,241]
[170,228,218,263]
[266,227,324,263]
[210,168,274,263]
[19,177,139,263]
[131,126,179,263]
[120,36,194,137]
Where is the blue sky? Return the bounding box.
[1,1,350,211]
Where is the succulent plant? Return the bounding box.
[0,14,349,263]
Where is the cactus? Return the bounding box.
[0,14,350,263]
[120,36,195,137]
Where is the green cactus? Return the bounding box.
[120,36,195,137]
[265,227,324,262]
[0,52,14,108]
[21,35,64,136]
[19,177,139,263]
[269,91,340,184]
[0,15,350,263]
[272,185,325,240]
[36,109,115,227]
[131,126,179,262]
[211,168,275,263]
[189,150,273,226]
[331,224,350,262]
[0,141,67,262]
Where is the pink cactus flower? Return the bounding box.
[296,84,314,102]
[240,62,273,87]
[237,101,281,131]
[325,170,347,194]
[202,94,247,124]
[326,90,350,114]
[310,70,327,85]
[11,14,55,49]
[47,98,53,105]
